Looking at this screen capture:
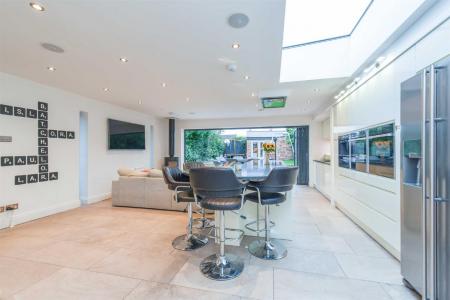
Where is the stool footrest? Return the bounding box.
[244,219,275,233]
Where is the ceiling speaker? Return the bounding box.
[41,43,64,53]
[228,13,249,29]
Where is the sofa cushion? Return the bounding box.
[148,169,163,178]
[129,170,150,177]
[117,168,134,176]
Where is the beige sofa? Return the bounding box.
[111,171,187,211]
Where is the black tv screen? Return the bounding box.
[108,119,145,150]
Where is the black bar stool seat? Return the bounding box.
[176,190,194,202]
[245,192,285,205]
[200,198,242,211]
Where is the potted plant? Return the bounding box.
[262,142,276,165]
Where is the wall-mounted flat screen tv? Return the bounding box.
[108,119,145,150]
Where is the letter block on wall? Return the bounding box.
[0,101,76,185]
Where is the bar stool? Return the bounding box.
[183,161,214,230]
[190,167,246,281]
[162,167,208,251]
[245,166,298,260]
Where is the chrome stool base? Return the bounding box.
[248,239,287,260]
[172,234,208,251]
[193,217,215,229]
[200,253,244,281]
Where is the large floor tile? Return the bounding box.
[0,257,60,298]
[171,257,273,300]
[0,235,55,259]
[336,253,403,284]
[343,235,394,259]
[117,231,179,252]
[381,283,421,300]
[288,233,354,254]
[59,226,128,246]
[89,248,187,282]
[4,222,80,239]
[274,268,392,300]
[36,211,116,228]
[315,217,366,236]
[26,240,114,269]
[250,246,345,277]
[13,268,139,300]
[125,281,241,300]
[290,223,321,235]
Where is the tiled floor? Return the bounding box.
[0,186,420,300]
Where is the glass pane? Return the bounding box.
[369,123,394,136]
[252,142,258,158]
[351,140,366,172]
[283,0,372,47]
[369,136,394,178]
[350,130,366,139]
[338,135,350,168]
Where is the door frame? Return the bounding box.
[183,125,310,185]
[296,126,309,185]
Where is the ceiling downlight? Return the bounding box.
[29,2,45,11]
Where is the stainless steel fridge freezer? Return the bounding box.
[401,54,450,300]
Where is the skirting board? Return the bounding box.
[335,202,401,260]
[313,185,331,201]
[6,200,80,228]
[82,192,111,204]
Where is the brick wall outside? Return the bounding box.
[245,137,294,161]
[276,137,294,160]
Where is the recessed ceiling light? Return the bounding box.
[119,57,128,63]
[47,66,56,71]
[138,100,142,105]
[376,56,386,63]
[244,75,249,80]
[186,97,190,102]
[251,92,256,97]
[161,82,167,88]
[103,88,109,92]
[29,2,45,11]
[232,42,240,49]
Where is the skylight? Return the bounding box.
[283,0,372,48]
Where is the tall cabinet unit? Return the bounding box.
[400,55,450,300]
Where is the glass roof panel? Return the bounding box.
[283,0,372,48]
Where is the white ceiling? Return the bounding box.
[0,0,347,119]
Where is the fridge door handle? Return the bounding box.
[434,197,448,203]
[421,69,428,300]
[428,64,437,300]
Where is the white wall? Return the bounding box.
[0,72,164,228]
[174,115,328,186]
[330,8,450,258]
